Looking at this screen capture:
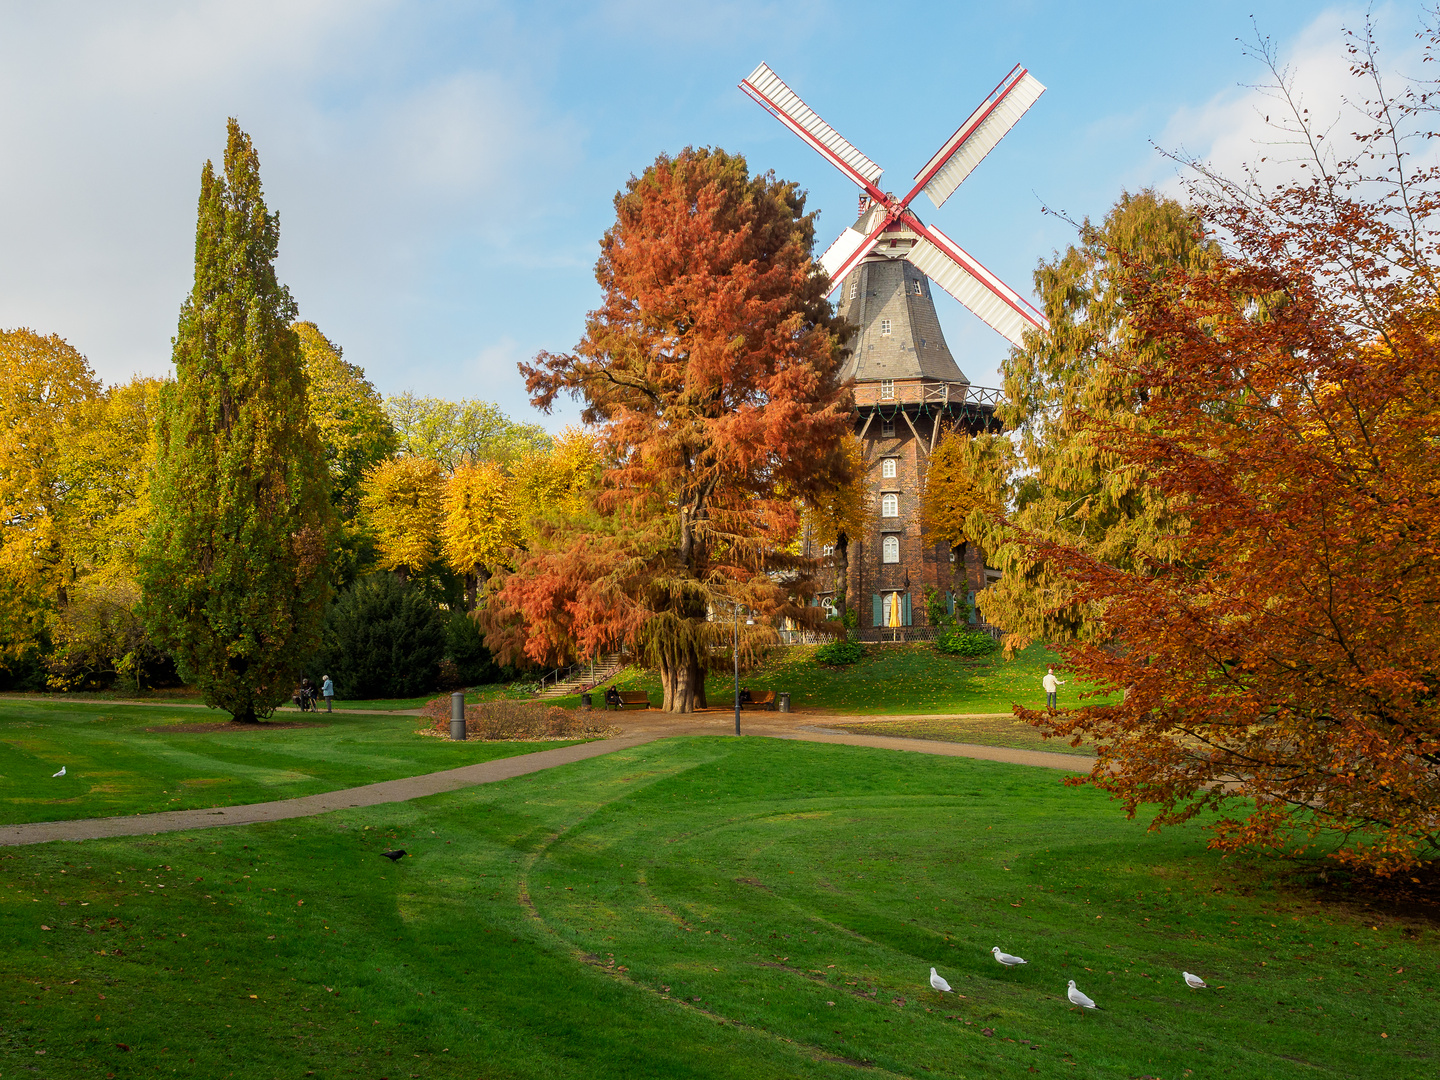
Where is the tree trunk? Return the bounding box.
[659,650,707,713]
[834,532,850,621]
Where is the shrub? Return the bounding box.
[419,697,614,740]
[935,628,999,658]
[814,638,864,666]
[312,574,445,699]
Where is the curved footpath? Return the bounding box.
[0,712,1092,848]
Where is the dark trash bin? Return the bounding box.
[449,691,467,740]
[581,692,593,710]
[777,692,791,713]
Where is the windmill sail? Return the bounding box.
[818,227,875,286]
[741,64,884,190]
[912,67,1046,211]
[908,227,1047,347]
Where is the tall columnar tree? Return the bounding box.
[141,119,331,723]
[510,147,854,711]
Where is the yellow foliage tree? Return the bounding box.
[440,461,518,610]
[511,426,600,517]
[0,328,101,669]
[359,456,444,578]
[919,429,992,578]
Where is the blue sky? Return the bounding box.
[0,1,1421,429]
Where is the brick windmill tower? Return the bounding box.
[741,63,1049,639]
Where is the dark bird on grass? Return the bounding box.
[381,849,407,861]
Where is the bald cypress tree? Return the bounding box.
[141,119,331,722]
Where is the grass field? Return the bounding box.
[0,700,583,826]
[600,641,1075,715]
[2,737,1431,1079]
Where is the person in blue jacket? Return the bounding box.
[322,675,334,713]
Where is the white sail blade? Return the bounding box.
[818,227,873,284]
[912,68,1045,210]
[908,227,1047,347]
[741,63,884,190]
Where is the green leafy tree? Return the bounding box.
[383,392,551,473]
[294,322,395,517]
[969,190,1218,651]
[140,119,332,723]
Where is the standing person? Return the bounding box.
[321,674,334,713]
[1042,666,1065,711]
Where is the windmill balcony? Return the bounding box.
[853,380,1004,409]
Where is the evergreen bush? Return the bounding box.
[935,628,1000,658]
[445,608,500,685]
[312,574,444,699]
[814,638,864,666]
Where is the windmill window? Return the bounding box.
[882,535,900,563]
[912,280,924,295]
[849,280,858,299]
[881,458,897,479]
[880,379,894,399]
[880,421,895,438]
[822,543,835,557]
[881,493,899,518]
[880,319,892,335]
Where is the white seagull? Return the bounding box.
[1183,971,1207,989]
[52,766,65,778]
[929,967,952,993]
[1066,979,1098,1010]
[992,946,1027,967]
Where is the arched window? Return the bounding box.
[882,535,900,563]
[882,458,897,479]
[881,493,898,517]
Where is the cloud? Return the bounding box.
[1151,4,1427,196]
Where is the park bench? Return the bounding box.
[740,690,777,711]
[613,691,651,710]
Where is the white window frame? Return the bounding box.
[882,535,900,563]
[880,379,894,400]
[913,280,923,295]
[880,318,892,335]
[881,493,898,518]
[881,458,897,479]
[849,280,858,299]
[821,543,835,557]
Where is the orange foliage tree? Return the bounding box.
[508,148,854,711]
[1021,27,1440,873]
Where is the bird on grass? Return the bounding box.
[929,968,952,993]
[1067,980,1098,1010]
[992,947,1026,967]
[380,850,407,861]
[1183,971,1207,989]
[52,766,65,778]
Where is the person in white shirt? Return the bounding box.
[1042,667,1065,710]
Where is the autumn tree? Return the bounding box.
[919,428,992,595]
[507,148,854,711]
[140,119,331,723]
[359,456,444,580]
[0,329,101,676]
[966,190,1217,653]
[440,460,515,610]
[1020,26,1440,873]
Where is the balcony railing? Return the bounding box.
[856,381,1003,409]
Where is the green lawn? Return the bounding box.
[2,737,1430,1079]
[600,640,1080,715]
[0,699,582,826]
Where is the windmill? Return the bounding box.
[739,62,1048,350]
[740,62,1050,639]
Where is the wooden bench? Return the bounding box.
[740,690,777,711]
[611,691,651,710]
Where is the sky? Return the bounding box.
[0,1,1428,430]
